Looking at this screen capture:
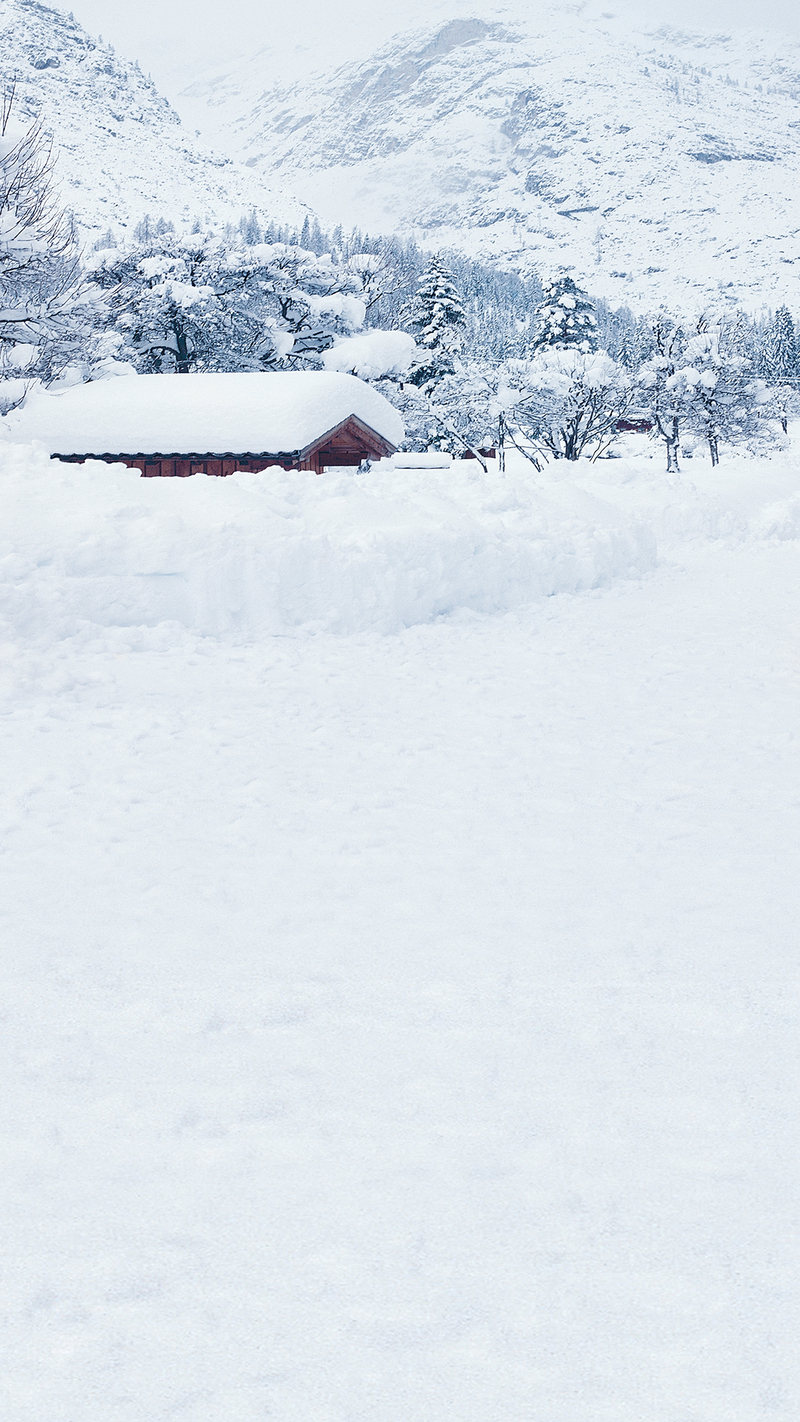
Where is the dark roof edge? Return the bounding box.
[51,450,302,461]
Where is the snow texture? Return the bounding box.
[392,451,453,467]
[4,372,405,456]
[0,445,655,639]
[322,329,418,380]
[2,433,800,1422]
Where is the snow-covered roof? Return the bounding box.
[6,372,404,456]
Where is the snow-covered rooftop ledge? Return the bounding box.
[2,372,404,468]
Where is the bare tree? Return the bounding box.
[0,84,93,405]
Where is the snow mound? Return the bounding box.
[0,446,656,642]
[750,494,800,541]
[391,453,453,469]
[578,448,800,548]
[322,330,417,380]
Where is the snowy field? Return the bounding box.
[2,440,799,1421]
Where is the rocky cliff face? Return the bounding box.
[0,0,309,239]
[182,3,800,309]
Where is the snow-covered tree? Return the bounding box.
[761,305,797,385]
[759,306,798,432]
[0,89,96,408]
[636,315,769,469]
[503,349,632,461]
[636,315,690,472]
[681,328,766,464]
[376,346,632,468]
[374,369,494,466]
[402,255,466,387]
[531,274,598,355]
[346,247,411,321]
[85,231,367,374]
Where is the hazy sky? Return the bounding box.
[70,0,800,98]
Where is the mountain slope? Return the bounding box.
[0,0,309,238]
[183,4,800,309]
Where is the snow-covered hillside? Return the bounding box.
[183,2,800,310]
[0,0,310,239]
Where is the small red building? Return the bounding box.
[12,371,403,475]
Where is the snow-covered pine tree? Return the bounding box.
[403,254,466,388]
[758,305,798,433]
[531,274,598,355]
[761,305,797,384]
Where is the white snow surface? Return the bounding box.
[2,435,800,1421]
[0,445,655,638]
[4,372,405,457]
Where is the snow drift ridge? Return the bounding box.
[0,449,655,641]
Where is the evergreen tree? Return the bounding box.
[532,274,598,354]
[402,254,466,387]
[758,305,799,433]
[762,305,797,384]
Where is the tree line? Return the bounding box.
[1,96,798,470]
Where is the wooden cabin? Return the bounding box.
[55,412,396,478]
[9,371,403,476]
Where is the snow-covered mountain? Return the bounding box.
[182,3,800,310]
[0,0,310,239]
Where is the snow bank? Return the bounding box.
[0,445,656,642]
[574,446,800,549]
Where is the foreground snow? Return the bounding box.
[2,441,799,1421]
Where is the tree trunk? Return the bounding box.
[173,324,193,374]
[708,434,719,466]
[665,415,680,473]
[497,414,506,474]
